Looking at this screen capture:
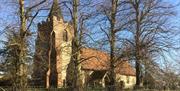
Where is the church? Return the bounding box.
[32,0,136,89]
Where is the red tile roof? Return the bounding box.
[80,48,136,76]
[115,61,136,76]
[81,48,110,71]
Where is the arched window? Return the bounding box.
[63,30,68,42]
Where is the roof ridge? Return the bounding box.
[82,48,109,55]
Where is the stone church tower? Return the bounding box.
[33,0,73,88]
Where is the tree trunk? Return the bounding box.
[68,0,83,91]
[108,0,117,91]
[134,0,143,88]
[18,0,27,90]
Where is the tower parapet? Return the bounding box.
[38,21,51,31]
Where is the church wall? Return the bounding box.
[52,16,73,87]
[116,74,136,89]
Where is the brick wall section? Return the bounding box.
[52,16,73,87]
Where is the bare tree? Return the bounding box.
[91,0,133,90]
[0,0,47,90]
[65,0,96,90]
[124,0,177,88]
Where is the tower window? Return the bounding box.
[63,30,68,42]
